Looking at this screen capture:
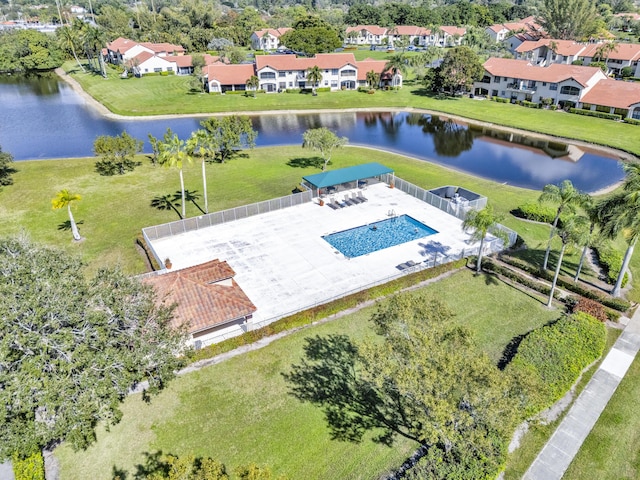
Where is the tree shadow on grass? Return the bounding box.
[497,318,560,370]
[287,156,325,169]
[151,194,182,219]
[57,220,84,231]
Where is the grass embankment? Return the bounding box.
[63,61,640,156]
[55,269,562,479]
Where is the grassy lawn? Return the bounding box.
[54,269,562,479]
[63,62,640,157]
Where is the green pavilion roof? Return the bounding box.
[302,162,393,189]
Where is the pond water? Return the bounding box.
[0,74,624,191]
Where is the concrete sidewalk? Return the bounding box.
[523,307,640,480]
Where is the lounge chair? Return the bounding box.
[343,195,356,206]
[350,192,363,204]
[329,196,343,209]
[356,190,368,202]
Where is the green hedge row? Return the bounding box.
[190,259,467,363]
[499,255,630,312]
[505,312,606,416]
[511,202,558,224]
[520,100,540,108]
[12,451,45,480]
[594,244,629,287]
[482,259,559,300]
[569,108,622,121]
[492,96,510,103]
[623,118,640,125]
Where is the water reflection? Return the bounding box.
[0,75,625,192]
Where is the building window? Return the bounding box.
[331,69,339,75]
[324,80,328,85]
[560,85,580,95]
[260,72,276,79]
[154,68,162,72]
[542,82,547,86]
[288,82,293,87]
[331,80,338,87]
[279,82,286,89]
[632,108,640,120]
[550,83,558,91]
[167,67,173,71]
[279,72,286,77]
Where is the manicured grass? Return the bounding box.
[562,353,640,480]
[64,62,640,156]
[54,269,561,479]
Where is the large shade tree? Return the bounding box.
[537,0,599,40]
[461,204,507,273]
[93,131,143,176]
[51,189,82,241]
[0,237,187,469]
[438,46,484,94]
[200,115,257,164]
[302,128,348,171]
[538,180,589,270]
[0,145,16,187]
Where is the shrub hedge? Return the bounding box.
[190,259,467,362]
[594,244,628,287]
[569,108,622,121]
[511,202,558,224]
[506,312,606,415]
[520,100,540,109]
[492,96,510,103]
[624,118,640,125]
[482,259,559,301]
[12,451,45,480]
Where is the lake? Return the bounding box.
[0,74,624,191]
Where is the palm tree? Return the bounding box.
[57,24,85,72]
[573,201,601,282]
[159,128,191,218]
[306,65,323,96]
[384,54,405,89]
[538,180,589,270]
[461,204,507,273]
[594,41,618,67]
[52,190,82,241]
[597,163,640,297]
[547,215,590,307]
[246,75,260,97]
[366,70,379,89]
[186,129,216,214]
[82,24,105,73]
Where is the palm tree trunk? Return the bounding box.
[201,160,208,214]
[612,239,636,297]
[574,245,588,282]
[476,235,485,273]
[71,44,86,73]
[543,213,560,270]
[67,204,81,241]
[547,244,566,307]
[179,169,186,218]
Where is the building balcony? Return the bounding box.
[506,83,537,94]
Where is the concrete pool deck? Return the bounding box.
[148,183,483,339]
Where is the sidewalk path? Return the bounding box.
[523,307,640,480]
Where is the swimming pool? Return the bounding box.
[323,214,438,258]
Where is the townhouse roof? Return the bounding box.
[516,39,588,56]
[487,24,509,34]
[580,79,640,109]
[106,37,185,55]
[483,57,605,86]
[256,53,357,71]
[139,41,185,54]
[579,42,640,61]
[389,25,430,36]
[614,12,640,21]
[252,27,292,38]
[204,63,255,85]
[173,55,194,68]
[107,37,139,53]
[355,59,394,80]
[439,26,466,36]
[144,259,256,334]
[346,25,388,36]
[133,50,156,64]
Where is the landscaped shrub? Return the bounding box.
[511,202,557,223]
[505,313,606,416]
[482,259,559,300]
[624,118,640,125]
[571,297,608,322]
[569,108,622,121]
[12,451,45,480]
[190,259,467,363]
[316,87,331,93]
[521,100,540,108]
[493,96,509,103]
[595,244,629,287]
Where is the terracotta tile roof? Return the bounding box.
[203,54,221,65]
[483,57,605,86]
[253,27,292,38]
[107,37,138,53]
[579,42,640,61]
[133,50,156,64]
[140,41,185,54]
[173,55,194,68]
[356,59,394,80]
[256,53,357,71]
[580,79,640,109]
[488,24,509,33]
[389,25,430,36]
[144,260,256,334]
[204,63,255,85]
[346,25,388,36]
[439,26,466,36]
[516,39,588,56]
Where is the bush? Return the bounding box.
[571,297,607,322]
[482,259,559,300]
[621,66,634,78]
[316,87,331,93]
[595,244,629,287]
[624,118,640,125]
[12,451,45,480]
[511,202,558,224]
[568,108,622,121]
[94,158,141,176]
[191,259,467,362]
[505,313,606,416]
[492,96,510,103]
[549,105,558,111]
[521,100,540,108]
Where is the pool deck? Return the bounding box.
[149,183,481,331]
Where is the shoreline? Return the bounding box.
[53,68,630,195]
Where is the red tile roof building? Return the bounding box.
[250,28,293,51]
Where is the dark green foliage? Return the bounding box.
[0,145,16,186]
[279,25,342,55]
[95,158,142,176]
[482,259,558,300]
[199,115,257,163]
[133,453,231,479]
[0,30,64,72]
[11,450,44,480]
[438,46,484,94]
[93,132,143,176]
[492,96,510,103]
[595,244,629,286]
[520,100,541,109]
[621,66,634,78]
[569,108,622,121]
[624,118,640,125]
[505,313,606,415]
[511,202,558,223]
[0,237,188,458]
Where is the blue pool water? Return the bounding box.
[323,215,438,258]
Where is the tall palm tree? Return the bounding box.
[57,25,86,72]
[246,75,260,97]
[547,215,590,307]
[597,163,640,297]
[538,180,589,270]
[366,70,379,89]
[306,65,323,96]
[573,201,601,282]
[159,128,191,218]
[186,129,216,214]
[384,54,405,89]
[52,190,82,241]
[461,204,506,273]
[82,24,105,73]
